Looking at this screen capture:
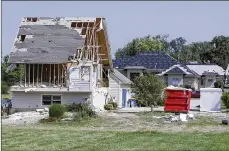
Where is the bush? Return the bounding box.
[49,104,66,118]
[108,102,118,109]
[184,85,192,89]
[1,84,9,94]
[157,99,164,106]
[67,103,96,121]
[221,92,229,109]
[104,104,113,110]
[214,80,223,88]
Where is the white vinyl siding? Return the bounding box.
[11,91,91,108]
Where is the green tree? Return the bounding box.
[115,35,168,59]
[1,55,24,94]
[210,36,229,69]
[132,74,165,111]
[169,37,186,62]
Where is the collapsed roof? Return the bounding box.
[8,17,113,67]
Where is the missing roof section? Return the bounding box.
[9,22,85,64]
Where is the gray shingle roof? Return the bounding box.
[113,52,178,70]
[111,69,132,84]
[9,24,85,64]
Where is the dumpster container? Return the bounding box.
[164,88,192,113]
[200,88,222,112]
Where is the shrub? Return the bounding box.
[1,84,9,94]
[184,85,192,89]
[214,80,223,88]
[49,104,66,118]
[157,99,164,106]
[67,103,96,121]
[221,92,229,109]
[108,102,118,109]
[104,104,113,110]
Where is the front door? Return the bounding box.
[122,89,127,108]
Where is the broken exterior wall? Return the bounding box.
[9,17,112,90]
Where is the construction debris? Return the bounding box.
[153,113,194,123]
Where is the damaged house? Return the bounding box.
[8,17,113,110]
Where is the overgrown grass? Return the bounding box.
[2,126,229,151]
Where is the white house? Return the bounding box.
[7,17,113,110]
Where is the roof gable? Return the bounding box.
[186,64,225,76]
[158,64,194,76]
[110,69,132,84]
[165,67,186,74]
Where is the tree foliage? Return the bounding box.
[115,35,229,70]
[132,74,165,108]
[115,35,169,58]
[1,55,24,94]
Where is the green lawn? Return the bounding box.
[2,126,229,151]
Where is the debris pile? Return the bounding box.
[153,113,195,123]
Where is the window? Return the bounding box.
[172,78,181,87]
[81,66,90,82]
[130,73,140,81]
[42,95,61,105]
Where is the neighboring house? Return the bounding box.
[108,69,132,108]
[185,64,225,89]
[7,17,113,110]
[159,63,225,90]
[112,52,225,92]
[113,52,178,81]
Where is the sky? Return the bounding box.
[2,1,229,58]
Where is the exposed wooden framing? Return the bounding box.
[37,64,39,86]
[41,64,43,85]
[24,64,26,87]
[28,64,30,87]
[49,64,51,87]
[33,64,35,87]
[61,66,63,87]
[58,64,60,86]
[54,64,55,85]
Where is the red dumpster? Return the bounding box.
[164,88,192,113]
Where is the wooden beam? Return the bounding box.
[24,64,26,87]
[41,64,43,85]
[54,64,55,85]
[58,64,59,86]
[33,64,35,87]
[49,64,51,87]
[61,66,63,87]
[37,64,39,86]
[28,64,30,87]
